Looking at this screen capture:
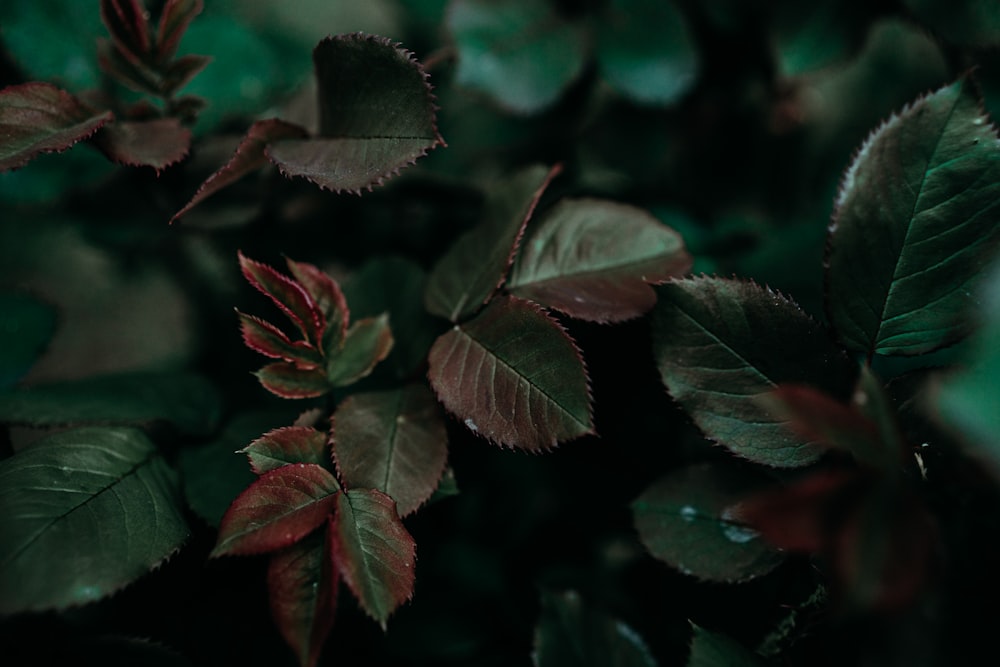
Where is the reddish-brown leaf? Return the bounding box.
[256,362,330,399]
[92,118,191,172]
[161,54,211,95]
[237,311,322,367]
[100,0,150,67]
[156,0,204,62]
[211,464,340,557]
[242,426,330,475]
[238,252,324,344]
[0,83,114,172]
[285,258,349,350]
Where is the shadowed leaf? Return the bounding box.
[156,0,203,62]
[427,296,594,451]
[0,83,114,172]
[632,463,784,582]
[0,427,188,613]
[510,198,692,322]
[425,164,560,322]
[238,312,322,367]
[242,426,330,475]
[286,258,349,348]
[93,118,191,171]
[332,488,416,627]
[100,0,149,67]
[325,314,394,387]
[688,624,769,667]
[827,76,1000,356]
[902,0,1000,47]
[652,277,855,467]
[256,362,330,399]
[333,384,448,516]
[212,464,340,557]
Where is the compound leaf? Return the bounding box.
[239,251,323,345]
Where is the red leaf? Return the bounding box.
[100,0,150,67]
[92,118,191,172]
[156,0,204,62]
[256,362,330,399]
[268,523,339,667]
[238,311,322,367]
[211,464,340,557]
[241,426,330,475]
[171,120,307,223]
[0,83,114,172]
[285,258,350,350]
[238,252,324,345]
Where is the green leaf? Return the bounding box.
[652,277,855,467]
[256,362,331,399]
[632,463,784,582]
[770,1,865,76]
[427,296,594,451]
[595,0,698,106]
[448,0,588,114]
[827,76,1000,357]
[0,83,114,172]
[902,0,1000,47]
[0,427,189,613]
[325,314,394,387]
[332,384,448,517]
[425,164,560,322]
[0,291,57,390]
[509,198,692,322]
[332,488,416,628]
[242,426,330,475]
[687,624,769,667]
[266,33,444,194]
[533,590,657,667]
[0,371,222,436]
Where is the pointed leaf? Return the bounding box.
[427,296,594,451]
[171,120,308,223]
[333,385,448,516]
[156,0,204,62]
[286,258,350,346]
[632,463,784,582]
[0,427,189,613]
[100,0,150,67]
[332,488,416,627]
[827,76,1000,356]
[652,277,856,467]
[93,118,191,172]
[239,251,324,344]
[268,525,339,667]
[160,54,211,96]
[510,198,692,322]
[687,624,769,667]
[212,464,340,557]
[238,311,322,367]
[425,164,560,322]
[256,362,331,399]
[0,371,222,436]
[0,83,114,172]
[266,34,443,194]
[242,426,330,475]
[448,0,588,114]
[325,314,394,388]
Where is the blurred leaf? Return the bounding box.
[770,1,864,76]
[0,1,104,89]
[332,384,448,517]
[0,83,114,172]
[903,0,1000,47]
[687,624,769,667]
[427,296,593,451]
[425,164,559,322]
[827,76,1000,357]
[0,371,222,435]
[651,277,855,467]
[325,314,394,387]
[0,291,56,390]
[268,526,339,667]
[0,427,188,613]
[242,426,329,475]
[533,590,657,667]
[509,198,692,322]
[93,118,191,171]
[632,463,784,582]
[332,488,416,628]
[156,0,204,63]
[448,0,588,114]
[0,146,115,205]
[212,463,340,557]
[266,34,444,194]
[595,0,698,106]
[100,0,150,67]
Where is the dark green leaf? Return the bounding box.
[770,1,865,76]
[0,371,222,436]
[332,384,448,517]
[325,314,394,387]
[827,76,1000,356]
[903,0,1000,47]
[509,198,692,322]
[652,277,855,467]
[242,426,330,475]
[533,590,657,667]
[0,427,189,613]
[425,164,559,322]
[632,463,784,582]
[688,624,769,667]
[427,296,594,451]
[0,291,56,390]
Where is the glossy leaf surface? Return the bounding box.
[332,488,416,627]
[827,77,1000,356]
[425,164,559,322]
[428,296,593,451]
[652,277,855,467]
[0,83,114,172]
[632,463,784,582]
[0,427,188,613]
[325,314,394,387]
[212,464,340,557]
[509,198,692,322]
[242,426,330,475]
[93,118,191,171]
[333,384,448,516]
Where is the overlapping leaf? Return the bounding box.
[324,314,394,387]
[509,198,692,322]
[427,296,593,451]
[0,427,189,613]
[332,384,448,517]
[652,277,855,467]
[242,426,330,475]
[827,76,1000,356]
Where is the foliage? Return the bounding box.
[2,1,1000,666]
